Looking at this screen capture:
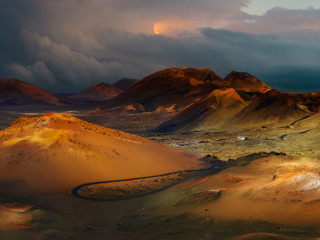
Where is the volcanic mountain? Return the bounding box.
[112,78,140,91]
[157,88,246,132]
[96,68,224,113]
[0,113,200,193]
[231,89,309,127]
[71,82,123,101]
[223,71,271,92]
[0,78,64,105]
[157,89,310,132]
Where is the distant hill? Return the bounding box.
[223,71,271,92]
[112,78,140,91]
[231,89,309,128]
[95,68,224,114]
[156,88,247,132]
[0,78,64,105]
[153,69,320,132]
[71,82,123,101]
[156,88,314,132]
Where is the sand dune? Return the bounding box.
[0,113,201,193]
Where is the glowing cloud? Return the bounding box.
[153,21,189,36]
[153,24,161,35]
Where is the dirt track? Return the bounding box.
[71,162,224,201]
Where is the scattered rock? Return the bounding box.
[86,225,95,231]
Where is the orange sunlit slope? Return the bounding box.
[0,113,201,193]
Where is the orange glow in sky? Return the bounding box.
[153,22,185,36]
[153,24,160,35]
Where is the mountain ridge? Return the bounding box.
[71,82,123,101]
[0,78,65,105]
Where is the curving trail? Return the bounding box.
[71,162,224,201]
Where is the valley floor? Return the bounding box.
[1,108,320,239]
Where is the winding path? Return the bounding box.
[71,162,224,201]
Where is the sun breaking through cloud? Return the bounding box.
[153,24,160,35]
[1,0,320,92]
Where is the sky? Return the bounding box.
[1,0,320,92]
[243,0,320,15]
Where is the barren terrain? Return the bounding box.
[2,68,320,239]
[1,108,320,240]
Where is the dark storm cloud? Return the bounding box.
[227,7,320,52]
[229,7,320,35]
[104,28,320,92]
[0,0,320,92]
[0,0,249,91]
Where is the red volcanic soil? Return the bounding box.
[112,78,140,91]
[71,82,123,101]
[0,78,64,105]
[0,113,201,193]
[95,68,224,113]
